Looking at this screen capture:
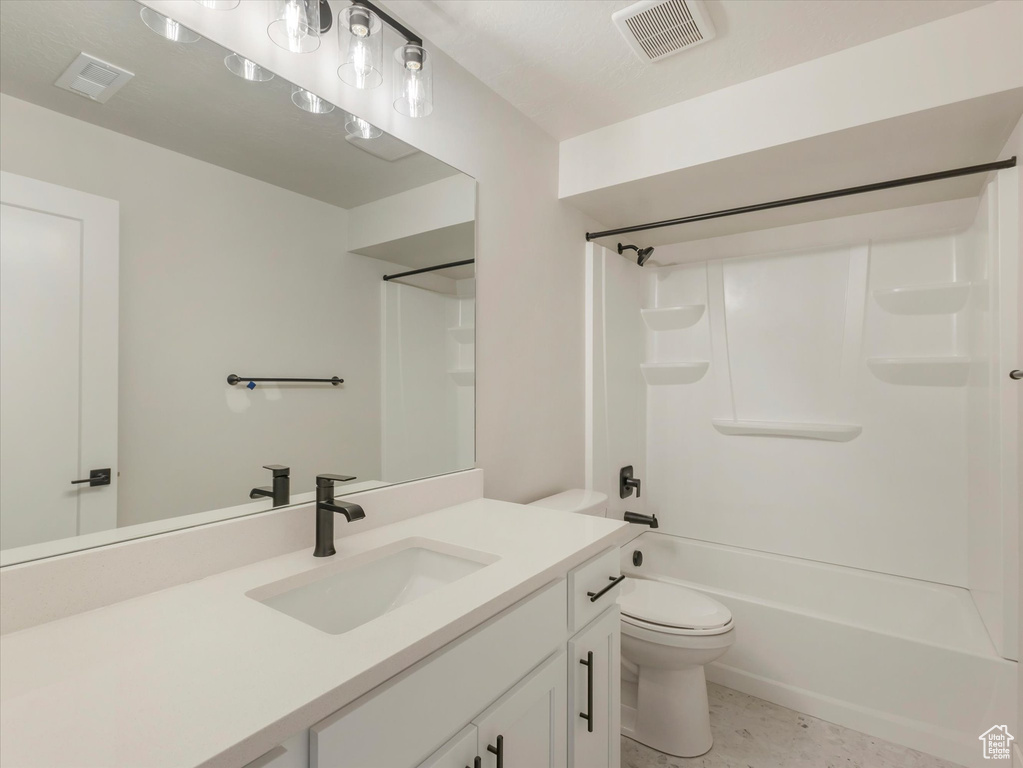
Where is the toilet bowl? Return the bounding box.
[529,490,736,758]
[619,577,735,757]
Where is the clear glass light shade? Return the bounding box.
[224,53,274,82]
[393,44,432,117]
[345,113,382,139]
[337,6,383,89]
[194,0,240,9]
[291,86,334,114]
[268,0,320,53]
[140,7,201,43]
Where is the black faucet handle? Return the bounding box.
[263,464,290,476]
[316,473,357,487]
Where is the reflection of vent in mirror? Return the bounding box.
[345,131,418,162]
[54,53,134,103]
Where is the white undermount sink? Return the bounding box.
[248,540,496,635]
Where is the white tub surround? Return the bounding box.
[622,532,1016,768]
[0,499,629,768]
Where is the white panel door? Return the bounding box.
[0,171,118,549]
[474,651,567,768]
[569,607,621,768]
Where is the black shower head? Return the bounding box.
[618,242,655,266]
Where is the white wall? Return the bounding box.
[0,94,386,525]
[142,0,601,504]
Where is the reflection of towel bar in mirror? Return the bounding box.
[382,258,475,282]
[226,375,344,387]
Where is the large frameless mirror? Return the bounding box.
[0,0,476,565]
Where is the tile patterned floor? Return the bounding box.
[621,683,963,768]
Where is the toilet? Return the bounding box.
[530,490,735,758]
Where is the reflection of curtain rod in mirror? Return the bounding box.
[382,259,475,282]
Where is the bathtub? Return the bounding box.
[621,532,1016,768]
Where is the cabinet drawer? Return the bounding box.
[568,548,621,633]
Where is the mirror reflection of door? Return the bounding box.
[0,172,119,549]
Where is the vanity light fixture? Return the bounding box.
[291,86,335,114]
[268,0,332,54]
[224,53,275,82]
[139,7,201,43]
[393,43,432,117]
[345,113,382,139]
[334,1,433,117]
[194,0,240,9]
[337,4,383,89]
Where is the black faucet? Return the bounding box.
[250,464,290,507]
[624,511,658,528]
[314,474,365,557]
[620,466,641,499]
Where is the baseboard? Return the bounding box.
[707,662,980,768]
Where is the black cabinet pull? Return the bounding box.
[466,757,481,768]
[487,735,503,768]
[587,574,625,603]
[579,651,594,733]
[71,468,111,487]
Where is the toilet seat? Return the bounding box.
[619,578,733,636]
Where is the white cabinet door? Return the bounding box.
[418,725,479,768]
[474,651,567,768]
[569,607,620,768]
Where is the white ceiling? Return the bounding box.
[0,0,461,209]
[382,0,994,140]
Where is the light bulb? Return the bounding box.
[268,0,320,53]
[140,7,201,43]
[338,5,383,89]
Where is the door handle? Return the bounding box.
[1011,370,1022,380]
[487,735,503,768]
[580,651,594,733]
[71,468,111,487]
[465,758,481,768]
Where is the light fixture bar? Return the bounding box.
[350,0,422,45]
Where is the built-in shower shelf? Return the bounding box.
[867,356,970,387]
[640,362,709,385]
[447,325,475,344]
[711,419,862,442]
[872,282,971,315]
[448,369,475,386]
[641,305,705,331]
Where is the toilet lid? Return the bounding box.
[618,578,732,631]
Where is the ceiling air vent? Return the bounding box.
[612,0,716,62]
[54,53,134,104]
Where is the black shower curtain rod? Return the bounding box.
[382,259,475,282]
[585,156,1017,242]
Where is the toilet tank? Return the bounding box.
[530,489,608,517]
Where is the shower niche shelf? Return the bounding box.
[448,369,475,386]
[641,362,709,385]
[447,325,475,344]
[641,305,705,331]
[711,419,862,442]
[867,356,970,387]
[872,282,971,315]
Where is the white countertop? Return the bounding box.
[0,499,628,768]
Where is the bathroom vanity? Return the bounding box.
[0,492,628,768]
